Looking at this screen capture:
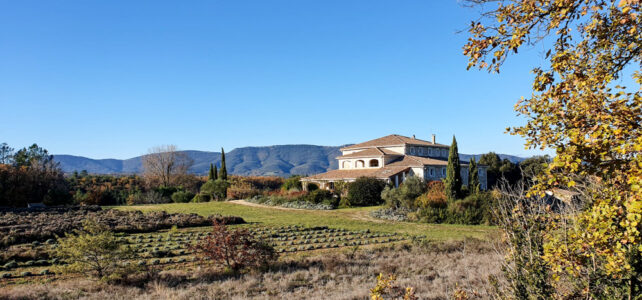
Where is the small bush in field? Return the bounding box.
[171,191,195,203]
[190,220,277,271]
[54,220,138,281]
[370,273,418,300]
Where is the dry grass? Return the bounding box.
[0,239,502,300]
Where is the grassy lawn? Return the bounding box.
[115,202,496,241]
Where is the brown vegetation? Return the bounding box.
[0,239,501,299]
[0,206,244,248]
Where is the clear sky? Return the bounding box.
[1,0,555,159]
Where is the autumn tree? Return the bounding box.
[464,0,642,297]
[190,220,277,271]
[141,145,193,187]
[444,136,462,201]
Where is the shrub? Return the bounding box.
[192,193,211,202]
[139,191,167,204]
[281,176,302,191]
[347,177,386,206]
[305,190,334,204]
[171,191,195,203]
[200,179,230,201]
[190,220,277,271]
[370,208,409,221]
[381,176,426,210]
[54,220,137,281]
[370,273,418,299]
[416,181,447,208]
[226,187,261,200]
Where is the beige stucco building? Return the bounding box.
[301,134,487,190]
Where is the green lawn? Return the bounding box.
[114,201,495,241]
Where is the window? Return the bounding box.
[355,160,365,168]
[410,147,415,155]
[342,161,351,169]
[428,148,433,156]
[369,159,379,167]
[429,168,435,177]
[442,168,446,176]
[442,149,448,157]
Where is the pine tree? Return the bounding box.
[219,148,227,180]
[208,163,217,181]
[444,136,462,201]
[468,157,480,194]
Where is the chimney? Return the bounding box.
[412,134,416,139]
[432,134,436,144]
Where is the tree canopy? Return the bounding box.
[465,0,641,297]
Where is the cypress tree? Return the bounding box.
[468,157,480,194]
[219,148,227,180]
[445,136,462,201]
[208,163,217,181]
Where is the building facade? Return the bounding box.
[301,134,487,190]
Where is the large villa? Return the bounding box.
[301,134,487,190]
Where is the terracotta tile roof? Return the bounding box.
[336,147,403,159]
[301,165,410,181]
[386,155,469,167]
[340,134,449,151]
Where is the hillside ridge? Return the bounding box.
[54,145,526,177]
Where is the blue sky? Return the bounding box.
[1,0,554,159]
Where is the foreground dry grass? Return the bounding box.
[0,239,502,300]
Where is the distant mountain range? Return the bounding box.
[54,145,526,177]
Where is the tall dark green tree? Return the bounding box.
[208,163,218,181]
[444,136,462,201]
[219,148,227,180]
[468,157,480,194]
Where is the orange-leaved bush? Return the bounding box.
[190,220,277,271]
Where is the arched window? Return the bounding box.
[342,161,351,169]
[369,159,379,167]
[355,160,365,168]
